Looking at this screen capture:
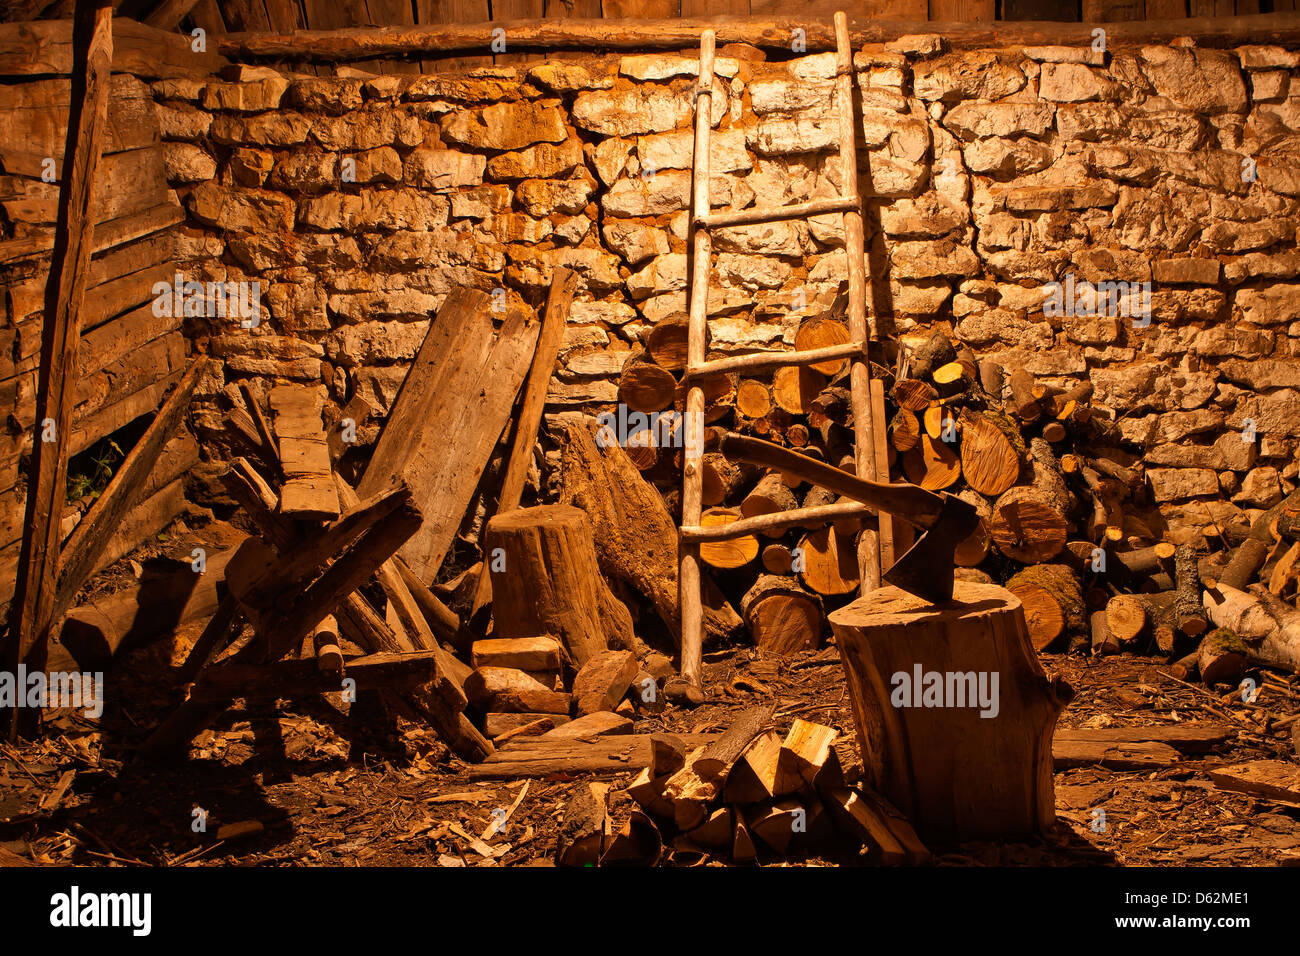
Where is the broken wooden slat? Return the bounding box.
[468,266,578,619]
[270,385,339,520]
[1051,724,1233,769]
[1207,760,1300,806]
[53,358,207,621]
[2,0,114,740]
[467,734,720,779]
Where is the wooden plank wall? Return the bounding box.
[0,69,193,616]
[164,0,1287,37]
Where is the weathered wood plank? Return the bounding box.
[468,733,721,779]
[2,0,113,740]
[270,385,339,520]
[0,16,225,77]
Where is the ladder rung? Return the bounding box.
[687,341,867,379]
[681,501,874,542]
[699,195,859,231]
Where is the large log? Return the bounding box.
[830,581,1072,841]
[484,504,610,669]
[989,437,1070,564]
[1204,584,1300,674]
[556,416,741,644]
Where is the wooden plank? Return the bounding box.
[69,366,183,458]
[1207,760,1300,805]
[1054,723,1232,751]
[492,0,545,64]
[0,16,225,78]
[0,74,158,162]
[217,12,1300,58]
[2,0,113,740]
[187,0,229,33]
[467,267,577,620]
[261,0,303,31]
[928,0,995,19]
[52,358,205,621]
[144,0,206,28]
[269,385,339,520]
[600,0,677,14]
[0,201,183,267]
[468,733,721,779]
[414,0,492,71]
[221,0,272,30]
[1082,0,1144,20]
[0,146,168,228]
[1003,0,1081,16]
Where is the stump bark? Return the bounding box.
[829,581,1072,841]
[485,504,611,669]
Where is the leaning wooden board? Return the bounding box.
[270,385,340,521]
[357,288,541,582]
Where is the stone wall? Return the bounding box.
[154,38,1300,535]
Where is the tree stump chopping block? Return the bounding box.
[828,581,1073,842]
[485,504,612,669]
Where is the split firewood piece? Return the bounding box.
[538,711,633,741]
[958,408,1022,498]
[824,787,906,865]
[1105,594,1148,646]
[1045,380,1093,418]
[190,649,444,703]
[979,359,1005,400]
[746,798,810,856]
[618,351,677,413]
[471,636,562,672]
[794,315,852,376]
[1090,609,1120,657]
[485,504,611,668]
[1005,564,1085,652]
[684,806,733,849]
[741,473,800,538]
[650,733,689,777]
[1269,541,1300,596]
[989,437,1070,563]
[1007,367,1041,422]
[741,575,824,656]
[600,809,663,867]
[556,782,610,866]
[464,667,571,715]
[572,649,638,716]
[1197,628,1247,686]
[901,433,960,491]
[921,404,946,440]
[1204,584,1300,674]
[698,508,759,569]
[772,365,827,415]
[694,704,775,783]
[796,525,860,596]
[932,360,970,397]
[723,729,784,804]
[492,717,557,744]
[889,407,920,452]
[269,385,339,520]
[644,313,703,371]
[853,788,930,865]
[625,767,675,819]
[953,489,992,567]
[735,379,772,419]
[662,746,721,832]
[1173,543,1208,638]
[774,718,839,794]
[484,712,569,738]
[558,417,742,642]
[732,815,759,861]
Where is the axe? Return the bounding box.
[716,433,980,604]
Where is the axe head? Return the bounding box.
[882,492,981,605]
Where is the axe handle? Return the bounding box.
[719,433,944,529]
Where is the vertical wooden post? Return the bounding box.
[679,28,715,693]
[833,10,881,596]
[2,0,114,740]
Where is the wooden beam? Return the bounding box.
[216,12,1300,59]
[52,358,206,622]
[2,0,113,741]
[143,0,204,28]
[468,267,577,621]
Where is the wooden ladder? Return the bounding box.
[677,11,892,691]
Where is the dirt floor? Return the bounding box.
[3,517,1300,868]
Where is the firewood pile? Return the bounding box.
[556,708,929,866]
